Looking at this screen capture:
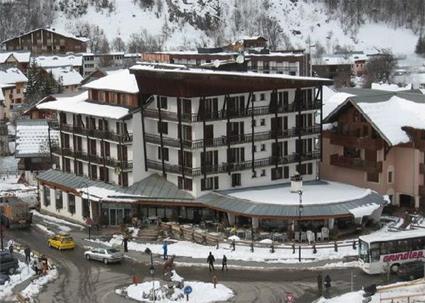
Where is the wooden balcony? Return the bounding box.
[55,124,133,143]
[330,154,382,173]
[329,133,384,150]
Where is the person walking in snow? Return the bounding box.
[221,255,228,271]
[24,246,31,264]
[162,241,168,260]
[122,236,128,252]
[207,252,215,272]
[8,239,14,255]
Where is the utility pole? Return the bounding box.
[0,206,3,251]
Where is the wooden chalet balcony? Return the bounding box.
[55,124,133,143]
[330,154,382,173]
[143,102,320,123]
[145,126,319,150]
[146,152,320,177]
[52,147,133,170]
[329,133,384,150]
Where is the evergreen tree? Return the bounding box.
[25,62,58,103]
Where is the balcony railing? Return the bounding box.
[146,152,320,177]
[53,123,133,143]
[144,102,320,123]
[51,147,133,170]
[145,126,320,150]
[329,133,384,150]
[330,154,382,173]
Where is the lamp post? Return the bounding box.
[0,206,3,251]
[145,248,155,303]
[291,173,303,262]
[80,182,91,239]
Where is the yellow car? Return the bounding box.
[47,233,76,250]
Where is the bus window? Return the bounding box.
[370,243,380,262]
[359,240,369,263]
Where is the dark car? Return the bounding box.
[0,273,10,285]
[0,251,19,275]
[398,261,424,281]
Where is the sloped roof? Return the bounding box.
[198,180,384,218]
[34,55,83,68]
[82,69,139,94]
[324,88,425,146]
[0,51,31,64]
[15,119,59,158]
[1,28,89,44]
[0,67,28,84]
[46,67,83,86]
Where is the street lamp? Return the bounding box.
[291,173,303,262]
[0,206,3,251]
[80,181,91,239]
[145,248,155,302]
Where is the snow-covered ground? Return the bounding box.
[0,262,35,301]
[32,210,85,230]
[317,279,425,303]
[20,267,58,301]
[116,270,233,303]
[89,235,357,264]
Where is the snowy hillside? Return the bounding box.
[51,0,418,54]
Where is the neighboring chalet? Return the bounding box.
[0,51,31,73]
[81,53,141,77]
[322,88,425,209]
[45,67,83,92]
[1,28,88,54]
[312,56,352,87]
[33,54,83,75]
[224,36,268,51]
[0,67,28,120]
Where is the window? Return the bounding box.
[158,147,169,161]
[55,190,63,210]
[388,171,393,184]
[284,166,289,179]
[157,121,168,134]
[120,172,129,187]
[261,144,266,151]
[43,186,51,207]
[231,173,241,187]
[260,119,266,126]
[99,167,109,182]
[90,165,97,179]
[252,94,256,102]
[75,161,83,176]
[261,169,266,176]
[68,194,75,214]
[252,120,256,127]
[64,158,71,173]
[178,177,193,191]
[158,96,167,109]
[260,93,265,101]
[201,176,219,190]
[297,163,313,175]
[271,167,283,180]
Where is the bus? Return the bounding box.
[359,228,425,274]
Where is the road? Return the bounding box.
[4,223,387,303]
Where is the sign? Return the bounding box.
[85,217,94,226]
[381,250,424,263]
[286,292,295,303]
[184,286,192,295]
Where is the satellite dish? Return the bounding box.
[213,59,221,68]
[236,54,245,64]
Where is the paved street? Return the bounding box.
[3,218,388,303]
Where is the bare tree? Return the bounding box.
[111,37,126,52]
[363,52,396,88]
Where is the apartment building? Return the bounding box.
[81,53,141,77]
[0,67,28,120]
[131,66,330,197]
[322,88,425,209]
[1,28,88,54]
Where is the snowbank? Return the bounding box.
[20,268,59,301]
[0,262,35,301]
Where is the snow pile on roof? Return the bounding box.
[117,279,234,303]
[348,203,382,218]
[322,86,353,119]
[36,91,130,119]
[357,95,425,145]
[371,82,412,91]
[225,180,371,206]
[83,69,139,93]
[0,51,31,63]
[15,120,59,157]
[77,185,140,202]
[46,67,83,86]
[34,55,83,68]
[0,67,28,84]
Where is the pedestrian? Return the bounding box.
[122,236,128,252]
[162,240,168,260]
[231,239,236,251]
[212,274,217,289]
[207,251,215,272]
[24,246,31,264]
[221,255,228,271]
[8,242,14,255]
[37,258,44,275]
[324,274,331,298]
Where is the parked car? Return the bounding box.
[0,251,19,275]
[48,233,76,250]
[84,248,123,264]
[397,261,425,281]
[0,273,10,285]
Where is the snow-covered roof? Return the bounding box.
[15,120,59,158]
[313,55,352,65]
[360,227,425,243]
[348,203,382,219]
[46,67,83,86]
[36,91,131,119]
[82,69,139,94]
[0,67,28,84]
[322,86,354,118]
[371,83,412,91]
[0,51,31,64]
[33,55,83,68]
[325,88,425,146]
[130,64,332,82]
[1,28,89,44]
[225,180,371,206]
